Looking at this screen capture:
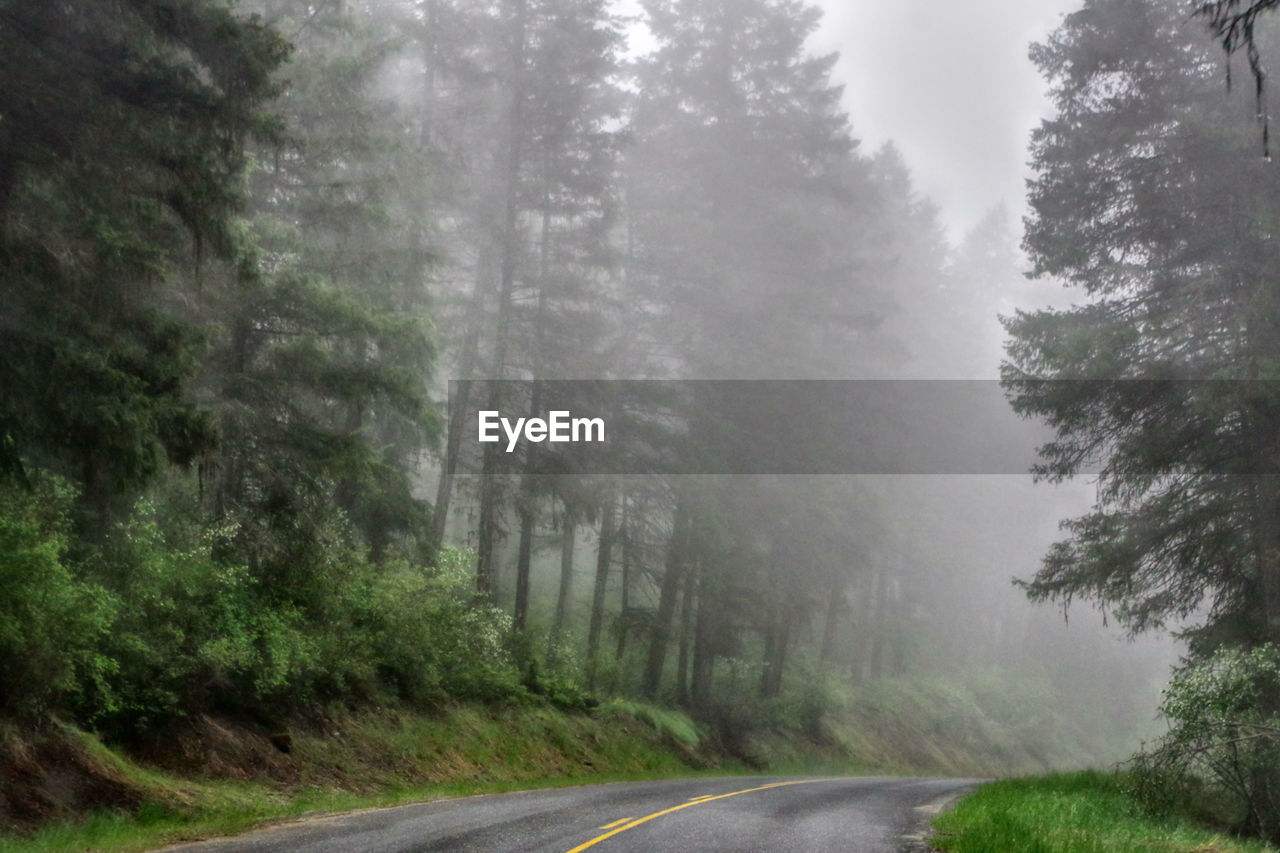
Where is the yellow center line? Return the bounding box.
[598,818,632,829]
[564,780,819,853]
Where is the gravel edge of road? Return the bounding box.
[900,786,975,852]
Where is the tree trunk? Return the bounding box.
[512,380,544,631]
[850,568,883,682]
[868,567,889,679]
[418,0,439,147]
[819,576,842,664]
[475,441,503,596]
[549,516,576,650]
[767,606,795,698]
[512,147,556,631]
[474,0,528,593]
[675,564,695,704]
[615,496,631,662]
[513,495,535,631]
[429,285,485,551]
[758,605,777,699]
[690,565,715,710]
[585,485,617,688]
[641,500,688,696]
[759,543,785,698]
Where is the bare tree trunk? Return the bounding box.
[758,605,777,699]
[850,568,882,682]
[759,544,785,697]
[819,576,842,664]
[641,500,688,696]
[614,497,631,662]
[429,261,488,551]
[585,485,617,689]
[425,0,499,551]
[475,0,528,593]
[675,565,695,705]
[868,567,889,679]
[512,379,544,631]
[549,515,576,650]
[475,438,506,596]
[690,566,715,710]
[418,0,439,147]
[513,497,535,631]
[512,196,553,631]
[766,606,795,698]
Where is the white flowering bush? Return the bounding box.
[1131,645,1280,842]
[365,547,521,703]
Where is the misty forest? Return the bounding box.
[6,0,1280,850]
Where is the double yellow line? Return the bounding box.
[564,780,818,852]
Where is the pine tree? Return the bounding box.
[1007,0,1280,653]
[626,0,899,704]
[628,0,869,379]
[0,0,288,527]
[206,0,438,574]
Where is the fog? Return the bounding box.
[417,0,1190,766]
[13,0,1276,787]
[818,0,1081,238]
[594,0,1181,763]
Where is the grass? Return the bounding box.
[0,697,887,853]
[0,770,750,853]
[602,699,702,746]
[0,704,747,853]
[932,771,1279,853]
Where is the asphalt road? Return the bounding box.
[163,776,979,852]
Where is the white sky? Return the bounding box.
[617,0,1083,243]
[813,0,1081,242]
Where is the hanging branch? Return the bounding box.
[1197,0,1280,157]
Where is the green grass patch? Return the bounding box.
[0,705,741,853]
[932,771,1279,853]
[603,699,702,747]
[0,770,749,853]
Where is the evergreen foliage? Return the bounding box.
[1008,0,1280,839]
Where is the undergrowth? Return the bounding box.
[932,772,1279,853]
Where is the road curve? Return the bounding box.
[162,776,978,853]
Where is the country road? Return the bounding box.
[162,776,978,853]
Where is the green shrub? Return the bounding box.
[0,475,115,716]
[363,547,522,705]
[85,503,525,730]
[80,499,322,732]
[1131,645,1280,843]
[1,469,533,730]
